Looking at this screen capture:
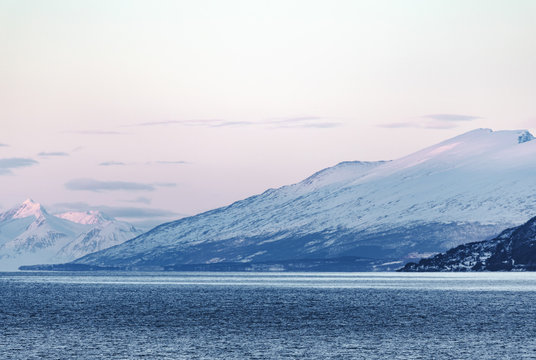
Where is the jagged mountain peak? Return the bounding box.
[0,199,48,221]
[0,200,143,270]
[15,198,47,218]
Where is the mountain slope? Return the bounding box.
[71,129,536,270]
[399,216,536,271]
[0,200,142,270]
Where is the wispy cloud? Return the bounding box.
[152,160,189,165]
[38,151,69,157]
[378,122,417,129]
[378,122,459,129]
[0,143,9,147]
[99,160,189,166]
[132,119,245,128]
[212,121,255,127]
[129,116,341,129]
[379,113,482,130]
[0,158,39,175]
[132,120,184,126]
[264,116,342,129]
[122,197,152,205]
[99,161,127,166]
[53,202,179,219]
[421,122,462,129]
[65,178,158,192]
[301,122,341,128]
[422,114,481,122]
[65,130,126,135]
[97,206,179,219]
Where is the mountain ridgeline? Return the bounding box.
[0,200,142,270]
[399,215,536,271]
[23,129,536,271]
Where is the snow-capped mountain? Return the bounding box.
[55,210,112,225]
[65,129,536,271]
[400,215,536,271]
[0,200,142,270]
[0,198,48,221]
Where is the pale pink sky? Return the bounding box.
[1,0,535,227]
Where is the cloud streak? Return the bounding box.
[378,122,459,129]
[99,160,189,166]
[0,143,8,147]
[379,113,482,130]
[378,122,416,129]
[422,114,481,122]
[152,160,189,165]
[65,178,161,192]
[0,158,39,175]
[99,161,127,166]
[122,197,152,205]
[129,116,342,129]
[132,119,243,128]
[53,202,179,219]
[38,151,69,157]
[264,116,342,129]
[97,206,179,219]
[66,130,126,135]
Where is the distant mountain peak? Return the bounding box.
[0,199,48,221]
[55,210,112,225]
[0,200,142,270]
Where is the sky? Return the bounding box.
[1,0,535,228]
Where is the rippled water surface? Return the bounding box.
[2,272,536,359]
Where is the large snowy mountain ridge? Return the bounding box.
[27,129,536,271]
[0,199,142,270]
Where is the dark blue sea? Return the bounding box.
[1,272,536,359]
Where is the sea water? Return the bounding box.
[1,272,536,359]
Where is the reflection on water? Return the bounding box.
[4,271,536,291]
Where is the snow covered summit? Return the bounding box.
[0,201,142,270]
[56,210,112,225]
[0,199,47,222]
[60,129,536,270]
